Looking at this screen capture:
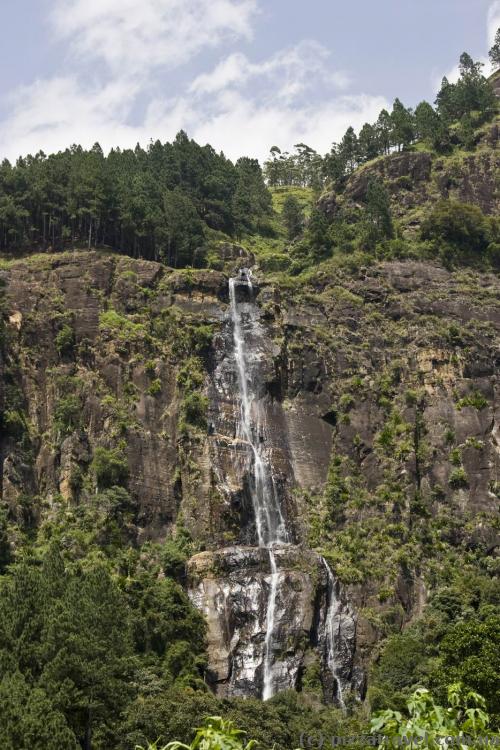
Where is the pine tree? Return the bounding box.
[362,177,394,249]
[390,99,415,151]
[415,101,440,142]
[375,109,393,154]
[338,127,359,173]
[358,123,381,162]
[282,195,304,240]
[489,27,500,70]
[435,76,457,121]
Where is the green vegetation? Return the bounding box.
[91,446,129,490]
[0,133,271,265]
[264,50,496,190]
[421,200,496,265]
[490,28,500,71]
[0,34,499,750]
[159,716,257,750]
[372,684,494,748]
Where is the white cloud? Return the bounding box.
[488,1,500,46]
[190,92,389,161]
[189,41,349,100]
[0,0,387,164]
[51,0,258,76]
[0,70,388,164]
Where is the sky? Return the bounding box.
[0,0,498,164]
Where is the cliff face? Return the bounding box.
[319,121,499,233]
[1,251,499,701]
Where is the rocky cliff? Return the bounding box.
[1,249,499,704]
[319,119,499,234]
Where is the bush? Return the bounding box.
[55,324,75,357]
[2,409,28,439]
[456,390,488,410]
[449,466,468,489]
[421,201,491,261]
[91,446,129,490]
[182,392,208,430]
[54,394,82,436]
[148,379,162,396]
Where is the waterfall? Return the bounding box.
[322,558,346,709]
[262,548,279,700]
[229,269,288,699]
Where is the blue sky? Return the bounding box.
[0,0,498,163]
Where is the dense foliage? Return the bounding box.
[0,543,207,750]
[0,132,271,263]
[372,684,494,748]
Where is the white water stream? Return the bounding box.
[229,270,288,699]
[228,270,349,705]
[322,558,346,708]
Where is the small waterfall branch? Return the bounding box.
[322,558,346,709]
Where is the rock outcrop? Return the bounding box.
[319,133,499,233]
[187,545,358,701]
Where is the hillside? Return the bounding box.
[0,52,500,750]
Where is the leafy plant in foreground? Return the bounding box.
[137,716,258,750]
[371,684,494,749]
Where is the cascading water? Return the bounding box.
[229,269,288,699]
[228,271,288,547]
[322,558,346,709]
[188,268,359,704]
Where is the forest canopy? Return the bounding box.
[0,131,271,265]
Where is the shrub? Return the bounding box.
[138,716,258,750]
[2,409,28,439]
[421,201,490,260]
[91,446,129,490]
[449,467,468,489]
[54,394,82,436]
[148,379,162,396]
[372,684,492,747]
[55,324,75,357]
[456,391,488,410]
[182,392,208,430]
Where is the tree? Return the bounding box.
[363,177,394,249]
[358,123,381,162]
[0,550,134,750]
[489,27,500,71]
[433,616,500,720]
[376,109,393,154]
[91,446,129,491]
[0,672,78,750]
[435,76,457,121]
[414,101,440,142]
[161,189,205,266]
[338,127,359,173]
[390,99,415,151]
[322,143,347,184]
[263,147,283,187]
[457,113,476,150]
[281,195,304,240]
[454,53,495,118]
[306,207,331,260]
[0,508,11,573]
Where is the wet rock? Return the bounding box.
[188,545,357,702]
